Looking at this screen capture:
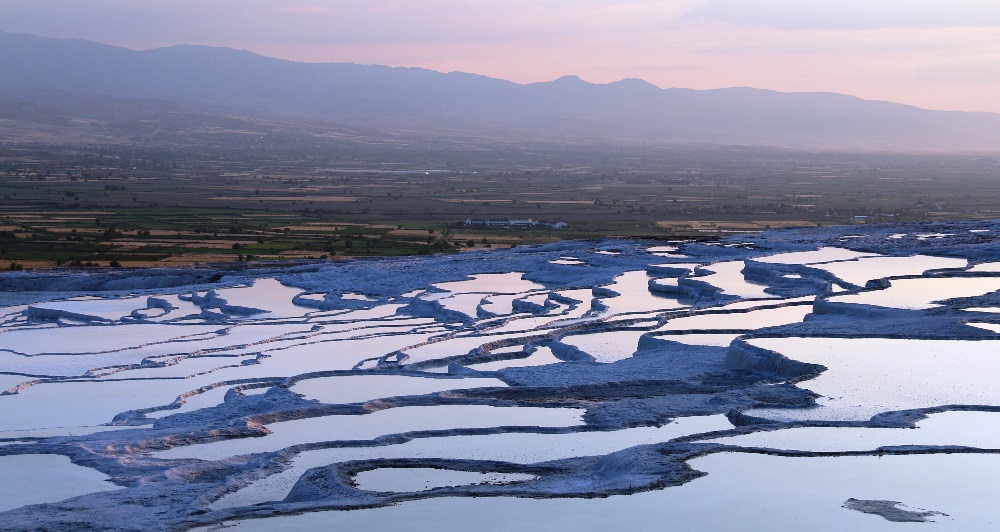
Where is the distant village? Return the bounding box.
[464,218,568,229]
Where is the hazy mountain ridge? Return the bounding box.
[0,89,395,150]
[2,31,1000,152]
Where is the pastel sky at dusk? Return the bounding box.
[2,0,999,112]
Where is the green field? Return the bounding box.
[2,143,1000,269]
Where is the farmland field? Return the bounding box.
[3,142,1000,269]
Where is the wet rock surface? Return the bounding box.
[842,498,948,522]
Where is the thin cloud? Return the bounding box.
[683,0,1000,30]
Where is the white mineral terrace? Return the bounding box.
[4,223,1000,530]
[205,453,1000,531]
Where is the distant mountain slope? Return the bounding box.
[2,31,1000,152]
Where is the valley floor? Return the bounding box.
[2,220,1000,530]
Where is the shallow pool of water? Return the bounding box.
[704,410,1000,451]
[211,415,732,509]
[156,405,585,461]
[432,273,545,295]
[654,334,739,347]
[656,305,811,332]
[208,452,1000,531]
[969,262,1000,272]
[28,296,150,322]
[435,293,488,318]
[810,255,967,287]
[213,279,309,317]
[401,332,536,365]
[597,271,688,315]
[0,323,221,356]
[96,354,258,380]
[354,468,536,493]
[559,330,647,363]
[755,247,880,265]
[746,337,1000,421]
[290,375,507,404]
[0,374,28,392]
[828,276,1000,309]
[0,454,119,512]
[692,261,773,299]
[0,424,142,440]
[464,346,564,371]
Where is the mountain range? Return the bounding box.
[2,31,999,152]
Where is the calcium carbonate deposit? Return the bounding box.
[4,220,1000,530]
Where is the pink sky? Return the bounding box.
[3,0,999,113]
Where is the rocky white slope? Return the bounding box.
[3,220,1000,530]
